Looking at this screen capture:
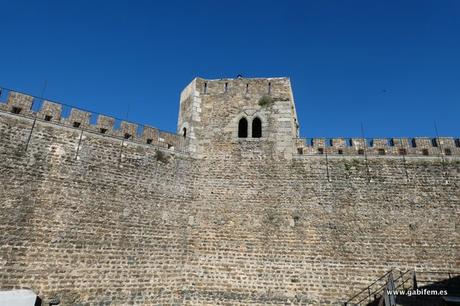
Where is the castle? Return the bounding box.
[0,77,458,305]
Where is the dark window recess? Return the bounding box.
[252,117,262,138]
[399,148,407,155]
[224,82,228,92]
[422,149,429,156]
[338,149,343,155]
[73,122,81,128]
[204,82,208,94]
[445,148,452,156]
[246,83,249,93]
[44,115,52,121]
[268,82,271,94]
[318,148,324,154]
[455,139,460,147]
[11,107,22,114]
[347,139,353,147]
[100,128,107,134]
[183,127,187,138]
[297,148,303,154]
[388,139,395,146]
[411,139,417,147]
[146,138,153,144]
[238,117,248,138]
[167,143,173,149]
[124,133,131,139]
[378,149,386,155]
[431,138,438,147]
[358,149,364,155]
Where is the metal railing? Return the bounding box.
[344,269,460,306]
[344,269,395,306]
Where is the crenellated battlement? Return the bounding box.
[1,81,458,159]
[295,137,460,157]
[180,76,292,99]
[0,87,188,153]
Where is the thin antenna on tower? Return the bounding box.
[434,120,440,139]
[40,80,48,99]
[434,120,443,156]
[25,80,47,152]
[434,120,448,184]
[361,122,371,182]
[126,103,130,121]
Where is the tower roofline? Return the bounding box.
[194,76,290,81]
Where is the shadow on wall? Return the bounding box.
[365,275,460,306]
[35,296,42,306]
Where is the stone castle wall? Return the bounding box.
[177,77,299,159]
[0,108,198,305]
[0,82,459,305]
[187,147,459,305]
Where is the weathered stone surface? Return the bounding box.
[0,77,459,305]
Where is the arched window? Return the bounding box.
[182,127,187,138]
[252,117,262,138]
[238,118,248,138]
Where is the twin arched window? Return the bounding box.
[238,117,262,138]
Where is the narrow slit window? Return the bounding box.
[238,117,248,138]
[224,82,228,92]
[204,82,208,94]
[246,83,249,94]
[431,138,438,147]
[252,117,262,138]
[268,82,271,94]
[183,127,187,138]
[11,107,22,114]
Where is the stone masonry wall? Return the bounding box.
[0,84,459,306]
[177,77,299,159]
[186,144,459,305]
[0,111,198,305]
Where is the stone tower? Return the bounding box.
[177,77,299,159]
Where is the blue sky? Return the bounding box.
[0,0,459,137]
